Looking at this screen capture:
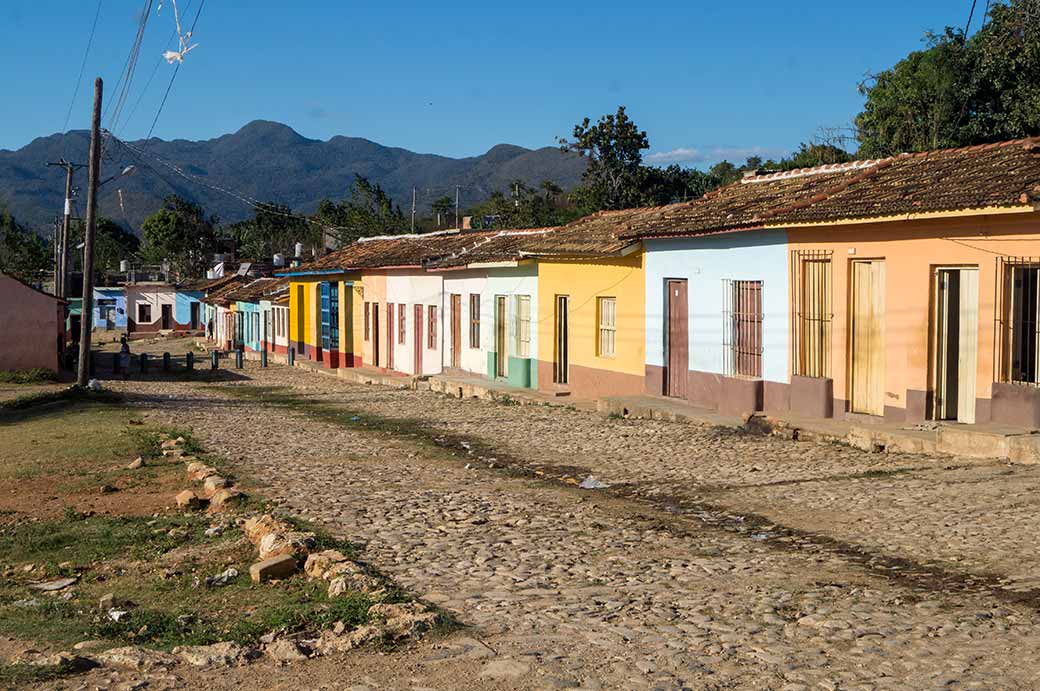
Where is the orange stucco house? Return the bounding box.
[0,272,66,373]
[776,139,1040,427]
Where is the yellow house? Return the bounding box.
[281,263,362,368]
[536,250,645,398]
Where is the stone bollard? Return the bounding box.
[260,349,268,368]
[113,352,121,374]
[186,352,194,372]
[288,347,295,367]
[140,353,148,374]
[235,349,244,369]
[210,351,219,370]
[162,352,171,372]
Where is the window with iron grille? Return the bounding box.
[398,304,406,344]
[469,294,480,348]
[997,257,1040,384]
[722,279,763,378]
[364,302,370,341]
[598,297,616,357]
[516,295,531,358]
[791,250,833,378]
[428,305,437,349]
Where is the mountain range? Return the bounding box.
[0,120,587,235]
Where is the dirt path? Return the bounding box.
[92,361,1040,690]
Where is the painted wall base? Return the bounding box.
[486,351,538,389]
[991,383,1040,429]
[537,361,644,399]
[790,376,834,418]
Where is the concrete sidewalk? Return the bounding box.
[598,394,1040,463]
[193,340,1040,464]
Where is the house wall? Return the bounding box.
[287,274,361,368]
[644,230,790,414]
[175,291,204,330]
[235,301,263,352]
[788,212,1040,425]
[536,250,645,399]
[486,264,539,388]
[125,285,179,333]
[360,273,388,368]
[385,269,445,376]
[441,270,489,376]
[272,304,291,353]
[92,288,127,331]
[0,274,63,372]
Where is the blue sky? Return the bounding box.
[2,1,980,166]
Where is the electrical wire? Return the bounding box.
[61,0,103,158]
[119,0,192,140]
[105,0,155,134]
[964,0,980,37]
[144,0,206,142]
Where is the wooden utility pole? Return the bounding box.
[411,187,416,233]
[46,159,86,297]
[77,78,103,387]
[455,185,460,230]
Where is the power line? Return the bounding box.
[61,0,104,158]
[144,0,206,142]
[964,0,980,37]
[119,0,192,139]
[105,0,155,134]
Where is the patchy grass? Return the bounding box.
[0,398,392,662]
[0,369,59,385]
[0,386,121,414]
[0,512,375,649]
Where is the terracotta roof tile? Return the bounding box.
[620,137,1040,239]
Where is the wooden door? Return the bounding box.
[161,304,172,330]
[190,303,200,330]
[666,280,688,398]
[386,303,394,369]
[553,295,569,384]
[957,269,979,423]
[414,304,424,374]
[372,303,380,367]
[295,286,306,353]
[935,268,979,423]
[850,260,886,416]
[495,296,507,377]
[451,294,462,369]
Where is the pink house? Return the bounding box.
[0,272,66,372]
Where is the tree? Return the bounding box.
[856,0,1040,156]
[72,217,140,285]
[431,196,454,229]
[313,175,407,246]
[224,203,315,260]
[466,180,583,230]
[0,207,50,285]
[141,195,219,280]
[560,106,649,210]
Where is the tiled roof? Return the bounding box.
[177,274,239,293]
[202,276,249,304]
[223,277,287,304]
[619,137,1040,239]
[291,230,502,273]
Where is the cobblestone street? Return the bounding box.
[110,361,1040,690]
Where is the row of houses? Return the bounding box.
[195,138,1040,428]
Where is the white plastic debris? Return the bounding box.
[86,379,103,391]
[204,567,239,588]
[579,476,610,490]
[108,609,129,622]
